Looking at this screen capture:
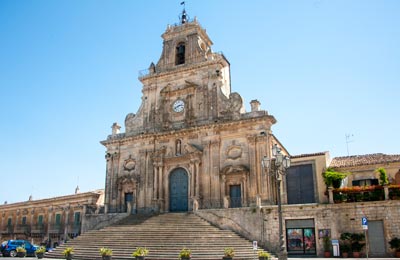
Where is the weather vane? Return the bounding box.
[180,1,188,24]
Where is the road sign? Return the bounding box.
[362,217,368,230]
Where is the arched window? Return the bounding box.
[175,43,185,65]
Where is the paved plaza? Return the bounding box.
[2,257,399,260]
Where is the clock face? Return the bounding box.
[173,99,185,113]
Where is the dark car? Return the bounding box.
[0,240,38,257]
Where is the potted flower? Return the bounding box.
[322,236,331,257]
[35,246,46,259]
[223,247,235,260]
[340,232,352,258]
[99,247,113,260]
[389,237,400,257]
[179,248,191,260]
[350,233,365,258]
[258,250,270,260]
[62,247,74,260]
[131,247,149,260]
[16,246,26,257]
[339,243,351,258]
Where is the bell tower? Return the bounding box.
[125,9,240,135]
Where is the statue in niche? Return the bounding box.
[176,140,182,156]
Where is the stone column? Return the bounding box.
[63,208,69,241]
[384,185,389,200]
[153,163,159,199]
[104,153,112,214]
[195,161,200,197]
[15,210,19,240]
[247,136,258,195]
[190,162,195,197]
[158,165,163,201]
[47,209,52,240]
[328,186,334,204]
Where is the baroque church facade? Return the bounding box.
[2,10,400,258]
[101,13,282,214]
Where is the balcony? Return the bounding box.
[14,224,31,234]
[31,224,45,234]
[0,225,14,234]
[332,184,400,203]
[48,224,64,234]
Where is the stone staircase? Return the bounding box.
[46,212,258,260]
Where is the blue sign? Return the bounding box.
[362,217,368,230]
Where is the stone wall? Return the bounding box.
[82,212,129,233]
[195,200,400,257]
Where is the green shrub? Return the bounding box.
[131,247,149,257]
[323,168,348,188]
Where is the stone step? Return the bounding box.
[46,212,258,260]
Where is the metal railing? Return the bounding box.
[48,224,64,234]
[15,224,30,233]
[0,225,14,234]
[31,224,45,234]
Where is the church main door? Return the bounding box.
[169,168,189,212]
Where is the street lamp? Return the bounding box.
[262,144,291,260]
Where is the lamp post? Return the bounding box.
[262,144,291,260]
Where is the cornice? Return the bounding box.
[101,114,276,146]
[0,190,104,210]
[140,54,228,83]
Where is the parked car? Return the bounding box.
[0,240,38,257]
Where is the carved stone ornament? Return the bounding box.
[123,155,136,171]
[221,164,250,175]
[226,145,242,160]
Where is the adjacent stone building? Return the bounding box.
[330,153,400,186]
[0,189,103,246]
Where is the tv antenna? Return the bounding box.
[345,134,354,156]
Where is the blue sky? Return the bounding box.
[1,0,399,204]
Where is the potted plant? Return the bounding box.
[322,236,331,257]
[131,247,149,260]
[322,168,348,188]
[350,233,365,258]
[258,250,270,260]
[63,247,74,260]
[179,248,191,260]
[389,237,400,257]
[99,247,113,260]
[223,247,235,260]
[16,246,26,257]
[339,243,351,258]
[35,246,46,259]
